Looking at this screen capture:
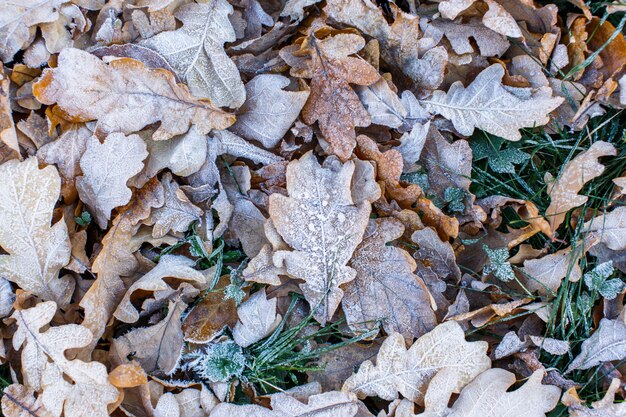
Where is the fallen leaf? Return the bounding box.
[343,321,490,403]
[11,301,119,416]
[584,206,626,251]
[231,74,309,148]
[343,218,437,339]
[1,384,52,417]
[108,363,148,389]
[0,157,72,306]
[291,33,379,161]
[33,48,235,141]
[545,141,616,234]
[565,378,626,416]
[233,289,281,348]
[567,312,626,372]
[141,1,246,108]
[421,64,563,141]
[412,226,461,282]
[77,132,148,229]
[483,0,523,38]
[521,246,582,295]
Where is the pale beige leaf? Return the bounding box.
[0,278,13,318]
[141,1,245,108]
[0,157,72,306]
[395,121,430,173]
[155,393,180,417]
[11,301,118,417]
[281,0,322,21]
[132,126,208,188]
[1,384,52,417]
[77,133,148,229]
[566,378,626,417]
[210,130,283,166]
[567,313,626,372]
[0,66,18,157]
[37,124,90,201]
[112,299,186,374]
[242,244,287,286]
[211,391,360,417]
[343,218,437,339]
[355,77,407,129]
[521,247,581,294]
[584,206,626,250]
[231,74,309,148]
[33,48,235,141]
[430,20,509,57]
[233,289,281,348]
[343,322,490,403]
[419,369,560,417]
[269,151,371,324]
[114,254,208,323]
[412,226,462,282]
[438,0,476,19]
[421,64,563,141]
[546,141,616,233]
[149,173,203,239]
[483,0,523,38]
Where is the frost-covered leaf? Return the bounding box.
[584,206,626,251]
[583,261,624,300]
[269,151,372,324]
[1,384,52,417]
[0,278,13,318]
[343,322,490,403]
[148,173,203,239]
[355,78,407,129]
[0,157,72,306]
[77,133,148,229]
[546,141,616,234]
[11,301,118,416]
[283,34,379,161]
[114,254,209,323]
[421,64,563,141]
[233,289,281,348]
[112,299,186,375]
[141,1,245,108]
[33,48,235,141]
[231,74,309,148]
[483,246,515,282]
[522,247,582,294]
[343,218,437,340]
[183,341,246,382]
[565,378,626,417]
[567,312,626,372]
[471,136,530,174]
[211,390,360,417]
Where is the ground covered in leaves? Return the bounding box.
[0,0,626,416]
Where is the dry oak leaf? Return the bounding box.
[411,226,461,283]
[421,64,563,141]
[521,247,582,295]
[108,363,148,389]
[0,157,72,307]
[148,172,203,239]
[77,132,148,229]
[565,377,626,417]
[231,74,310,148]
[11,301,119,417]
[141,0,245,108]
[233,289,282,348]
[269,151,373,324]
[33,48,235,141]
[78,178,165,357]
[112,299,187,375]
[1,384,52,417]
[396,369,560,417]
[0,65,18,159]
[291,34,379,161]
[567,311,626,373]
[343,321,490,403]
[342,218,437,340]
[37,123,91,202]
[114,254,209,323]
[584,206,626,251]
[355,77,408,129]
[211,390,361,417]
[0,0,87,63]
[545,141,616,234]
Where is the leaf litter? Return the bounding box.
[0,0,626,416]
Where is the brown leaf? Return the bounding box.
[288,33,379,161]
[109,363,148,389]
[33,48,235,141]
[1,384,52,417]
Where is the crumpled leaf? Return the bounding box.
[77,132,148,229]
[545,141,616,234]
[141,0,245,108]
[565,378,626,417]
[431,19,509,58]
[231,74,309,148]
[148,172,203,239]
[355,77,407,129]
[112,299,186,375]
[584,206,626,251]
[114,254,209,323]
[0,157,72,306]
[342,218,437,339]
[567,311,626,372]
[412,226,461,282]
[283,34,379,161]
[11,301,119,417]
[269,151,373,324]
[211,390,360,417]
[233,289,281,348]
[343,321,490,403]
[421,64,563,141]
[33,48,235,141]
[0,65,18,159]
